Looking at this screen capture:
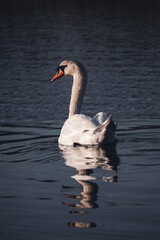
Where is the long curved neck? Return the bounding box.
[69,69,87,118]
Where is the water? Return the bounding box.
[0,1,160,239]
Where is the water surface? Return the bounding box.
[0,1,160,240]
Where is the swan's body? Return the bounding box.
[51,60,116,146]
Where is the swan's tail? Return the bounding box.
[93,115,116,145]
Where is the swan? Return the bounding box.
[51,60,116,146]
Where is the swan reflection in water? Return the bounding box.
[60,143,119,228]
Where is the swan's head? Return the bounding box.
[51,60,87,82]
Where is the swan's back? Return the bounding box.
[58,114,96,145]
[58,113,116,146]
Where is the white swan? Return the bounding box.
[51,60,116,146]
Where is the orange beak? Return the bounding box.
[51,68,64,82]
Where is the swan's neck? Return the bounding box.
[69,70,87,118]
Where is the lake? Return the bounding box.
[0,1,160,240]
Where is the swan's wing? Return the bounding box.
[93,115,116,143]
[93,115,112,134]
[92,112,109,125]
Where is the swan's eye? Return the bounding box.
[57,65,67,73]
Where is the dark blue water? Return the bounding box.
[0,1,160,239]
